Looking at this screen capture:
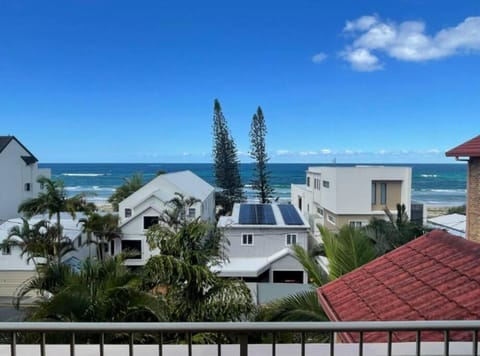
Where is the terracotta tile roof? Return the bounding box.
[446,134,480,157]
[317,230,480,342]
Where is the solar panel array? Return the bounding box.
[239,204,276,225]
[278,204,304,225]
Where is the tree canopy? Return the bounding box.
[249,106,274,203]
[212,99,244,214]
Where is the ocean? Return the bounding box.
[38,163,468,207]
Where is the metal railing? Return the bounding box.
[1,320,480,356]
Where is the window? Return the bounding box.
[349,221,362,228]
[1,245,11,255]
[327,214,336,225]
[24,183,31,191]
[143,216,159,229]
[110,240,115,255]
[322,180,330,188]
[188,208,196,219]
[298,196,302,211]
[306,176,310,187]
[125,208,132,218]
[314,178,321,190]
[371,182,377,204]
[121,240,142,259]
[241,233,254,246]
[77,235,82,247]
[380,183,387,205]
[307,204,310,213]
[317,207,324,216]
[286,233,297,246]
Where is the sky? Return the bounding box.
[1,0,479,163]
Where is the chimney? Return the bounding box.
[446,135,480,242]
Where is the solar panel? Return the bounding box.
[239,204,276,225]
[278,204,304,225]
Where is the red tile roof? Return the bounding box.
[446,134,480,157]
[317,230,480,342]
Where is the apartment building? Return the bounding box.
[291,165,411,239]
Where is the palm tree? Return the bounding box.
[79,213,120,261]
[17,256,166,323]
[6,219,76,268]
[18,176,87,262]
[365,203,426,255]
[144,195,253,322]
[108,173,144,211]
[319,225,377,281]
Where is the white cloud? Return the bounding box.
[341,16,480,71]
[312,52,327,63]
[275,149,293,156]
[320,148,332,155]
[299,151,318,156]
[341,48,382,71]
[344,15,378,32]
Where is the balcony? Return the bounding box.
[1,320,480,356]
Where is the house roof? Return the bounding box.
[446,134,480,158]
[317,230,480,343]
[160,170,214,201]
[0,136,38,163]
[214,248,294,277]
[217,203,309,229]
[427,213,466,237]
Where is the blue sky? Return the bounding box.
[1,0,479,163]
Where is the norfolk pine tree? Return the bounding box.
[212,99,243,213]
[249,106,274,203]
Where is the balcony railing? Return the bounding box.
[1,320,480,356]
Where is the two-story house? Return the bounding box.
[291,166,412,240]
[0,136,51,221]
[116,170,215,266]
[217,203,310,283]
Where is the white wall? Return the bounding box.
[0,139,50,221]
[225,227,308,258]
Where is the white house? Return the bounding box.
[0,213,94,298]
[0,136,51,221]
[116,170,215,266]
[291,165,412,240]
[216,203,310,284]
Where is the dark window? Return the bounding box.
[143,216,159,229]
[322,180,330,188]
[24,183,31,191]
[298,196,302,211]
[286,234,297,245]
[241,233,254,246]
[381,183,387,205]
[121,240,142,259]
[110,240,115,255]
[306,176,310,187]
[125,208,132,218]
[2,245,11,255]
[372,182,377,204]
[273,270,303,283]
[77,235,82,247]
[188,208,196,218]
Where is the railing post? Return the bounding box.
[70,332,75,356]
[239,333,248,356]
[10,332,16,356]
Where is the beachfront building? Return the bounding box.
[216,203,311,303]
[446,134,480,242]
[0,213,94,298]
[116,170,215,266]
[0,136,51,221]
[291,165,412,240]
